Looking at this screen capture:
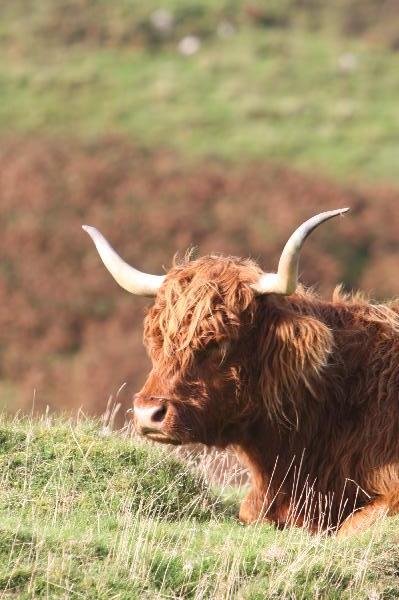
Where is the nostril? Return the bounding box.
[134,396,169,432]
[151,405,167,423]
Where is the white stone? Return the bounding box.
[178,35,201,56]
[150,9,174,33]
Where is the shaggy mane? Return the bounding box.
[144,255,260,371]
[145,257,399,423]
[255,285,399,423]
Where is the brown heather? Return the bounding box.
[0,135,399,415]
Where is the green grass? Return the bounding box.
[0,414,398,598]
[2,26,399,182]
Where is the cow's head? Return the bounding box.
[83,209,348,446]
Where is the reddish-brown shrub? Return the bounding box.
[0,135,398,414]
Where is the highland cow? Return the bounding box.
[83,209,399,535]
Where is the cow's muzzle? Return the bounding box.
[132,395,180,444]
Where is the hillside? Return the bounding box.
[1,3,399,181]
[0,415,398,598]
[1,5,398,597]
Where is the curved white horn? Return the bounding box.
[82,226,165,297]
[251,208,349,296]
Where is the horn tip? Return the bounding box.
[82,225,98,237]
[82,225,102,244]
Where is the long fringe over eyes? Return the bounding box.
[144,255,260,372]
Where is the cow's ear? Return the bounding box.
[259,312,334,424]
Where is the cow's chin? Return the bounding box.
[143,432,182,445]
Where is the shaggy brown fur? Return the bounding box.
[136,255,399,534]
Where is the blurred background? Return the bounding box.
[1,1,399,416]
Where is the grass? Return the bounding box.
[1,17,399,182]
[1,4,399,595]
[0,414,398,599]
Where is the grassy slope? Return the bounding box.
[0,416,398,599]
[1,16,399,181]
